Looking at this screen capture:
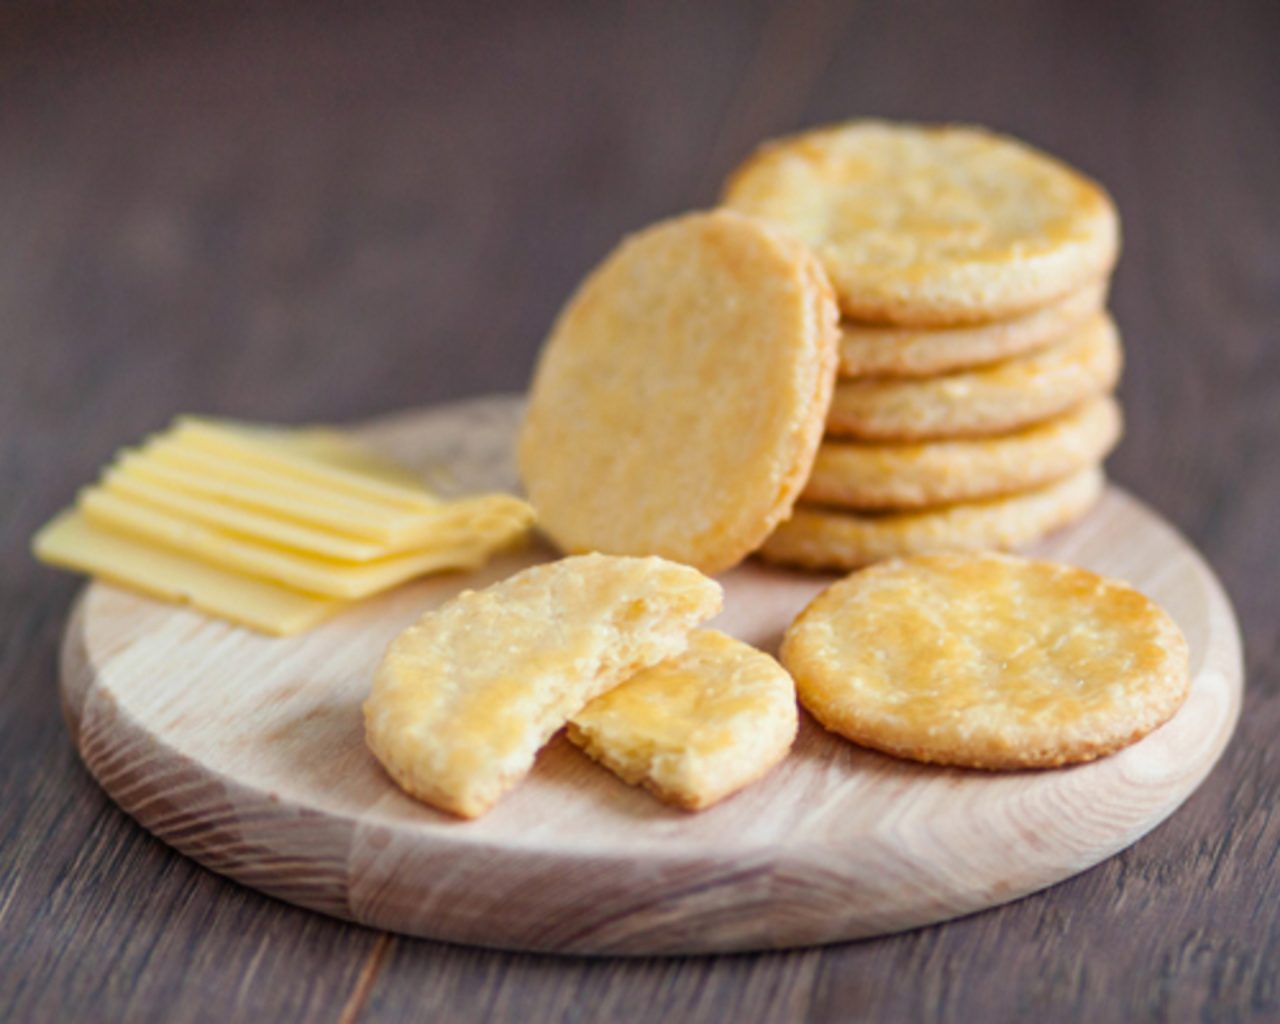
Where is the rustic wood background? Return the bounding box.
[1,1,1276,1020]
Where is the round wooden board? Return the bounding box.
[59,395,1243,956]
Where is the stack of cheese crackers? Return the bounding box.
[523,120,1123,572]
[722,121,1123,569]
[371,120,1190,820]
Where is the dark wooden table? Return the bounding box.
[2,2,1276,1020]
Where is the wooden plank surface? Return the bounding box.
[1,0,1276,1020]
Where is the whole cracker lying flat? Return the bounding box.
[803,395,1121,510]
[722,120,1120,326]
[838,279,1108,379]
[568,630,798,811]
[781,552,1190,768]
[760,466,1103,571]
[519,209,839,574]
[363,554,722,819]
[825,313,1122,441]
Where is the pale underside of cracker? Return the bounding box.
[518,209,839,574]
[761,466,1104,571]
[363,554,722,819]
[722,121,1120,326]
[567,630,798,811]
[803,395,1122,510]
[780,552,1190,768]
[825,313,1122,441]
[838,278,1109,379]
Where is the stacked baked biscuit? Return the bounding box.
[722,122,1123,570]
[521,120,1125,576]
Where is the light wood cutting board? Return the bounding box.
[58,395,1243,955]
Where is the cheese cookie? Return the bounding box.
[761,466,1103,571]
[838,279,1108,379]
[722,121,1119,325]
[364,554,722,818]
[825,314,1121,441]
[568,630,798,811]
[519,209,839,574]
[803,395,1121,510]
[781,552,1190,768]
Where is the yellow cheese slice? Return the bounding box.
[113,449,420,543]
[111,450,533,552]
[78,488,526,599]
[171,417,438,511]
[32,511,342,635]
[143,436,423,520]
[101,468,533,563]
[100,471,390,561]
[35,416,537,633]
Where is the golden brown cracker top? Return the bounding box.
[723,121,1119,326]
[781,552,1189,767]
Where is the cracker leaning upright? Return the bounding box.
[722,121,1120,326]
[519,210,839,574]
[363,554,722,819]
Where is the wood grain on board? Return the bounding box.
[2,1,1277,1021]
[58,398,1241,955]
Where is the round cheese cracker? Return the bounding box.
[567,630,798,811]
[825,313,1122,441]
[803,395,1121,510]
[363,553,723,819]
[760,466,1103,571]
[838,278,1108,379]
[780,552,1190,769]
[722,121,1120,326]
[519,210,839,573]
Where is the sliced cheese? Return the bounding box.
[35,415,538,635]
[79,488,526,599]
[100,470,390,561]
[33,510,342,635]
[112,452,533,553]
[114,449,418,543]
[171,417,438,511]
[143,436,424,522]
[102,468,533,562]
